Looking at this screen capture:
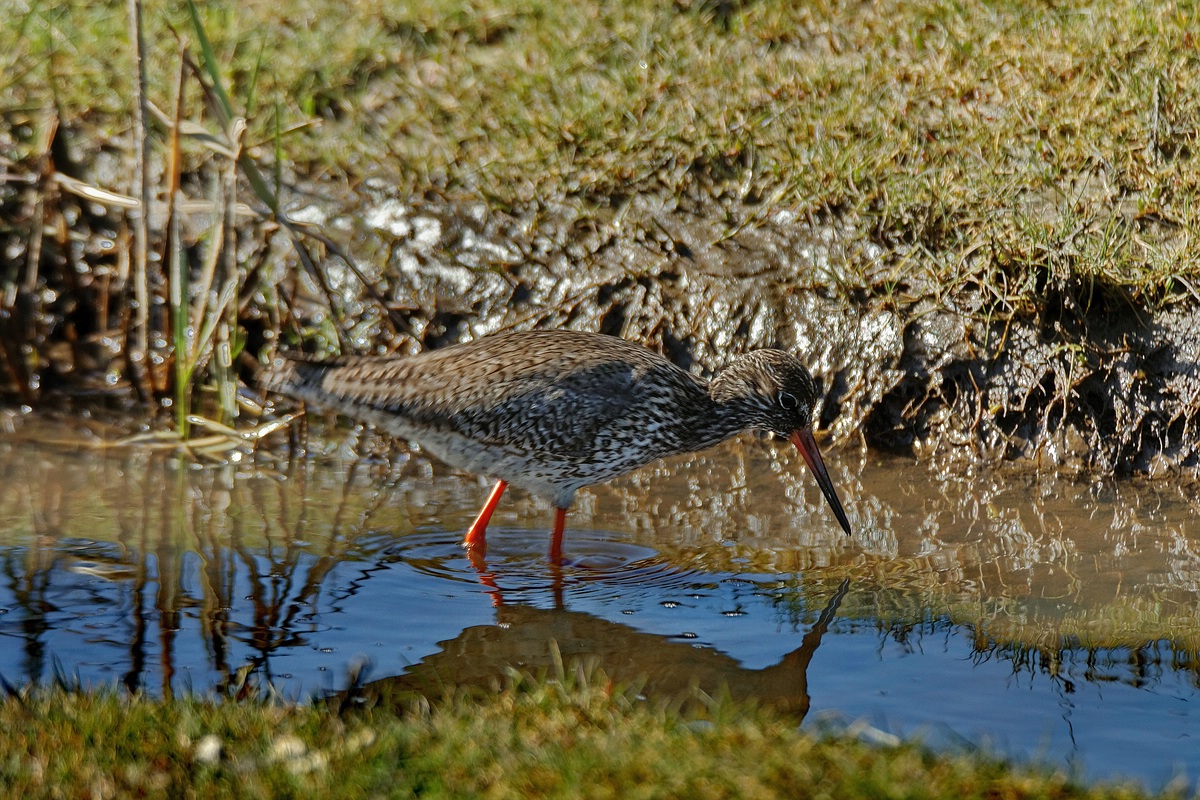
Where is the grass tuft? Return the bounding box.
[0,680,1176,799]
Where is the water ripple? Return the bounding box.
[383,526,715,607]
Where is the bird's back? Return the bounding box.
[261,331,715,503]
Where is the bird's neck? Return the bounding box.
[677,379,758,450]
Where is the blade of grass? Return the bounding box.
[273,101,283,205]
[20,110,54,298]
[165,52,189,435]
[125,0,152,407]
[169,196,190,435]
[184,0,234,127]
[215,121,241,426]
[188,171,224,350]
[188,278,238,380]
[244,37,267,117]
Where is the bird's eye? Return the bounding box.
[778,391,798,410]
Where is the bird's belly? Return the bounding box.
[404,426,664,508]
[398,428,576,502]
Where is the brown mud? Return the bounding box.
[3,175,1199,478]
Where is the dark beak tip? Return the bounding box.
[789,428,854,538]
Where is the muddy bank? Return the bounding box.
[4,179,1200,477]
[301,187,1200,478]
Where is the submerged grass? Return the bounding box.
[0,678,1177,799]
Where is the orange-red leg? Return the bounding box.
[549,507,567,565]
[463,480,507,555]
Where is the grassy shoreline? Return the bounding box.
[0,679,1179,799]
[8,0,1196,288]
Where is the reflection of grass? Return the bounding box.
[668,538,1200,666]
[0,678,1170,799]
[0,437,416,696]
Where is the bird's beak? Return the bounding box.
[789,429,853,535]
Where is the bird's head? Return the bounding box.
[712,350,853,535]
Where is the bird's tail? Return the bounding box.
[259,352,411,417]
[258,352,418,438]
[258,353,342,405]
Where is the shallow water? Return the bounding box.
[0,424,1198,788]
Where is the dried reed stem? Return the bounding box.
[125,0,152,400]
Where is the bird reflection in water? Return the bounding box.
[340,577,851,719]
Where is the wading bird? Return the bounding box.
[263,330,853,562]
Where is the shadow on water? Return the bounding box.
[0,421,1199,785]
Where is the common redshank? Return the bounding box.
[262,330,852,562]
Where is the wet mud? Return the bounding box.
[325,188,1200,477]
[4,182,1200,478]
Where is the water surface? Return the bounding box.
[0,424,1197,788]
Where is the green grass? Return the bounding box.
[6,0,1200,297]
[0,678,1177,799]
